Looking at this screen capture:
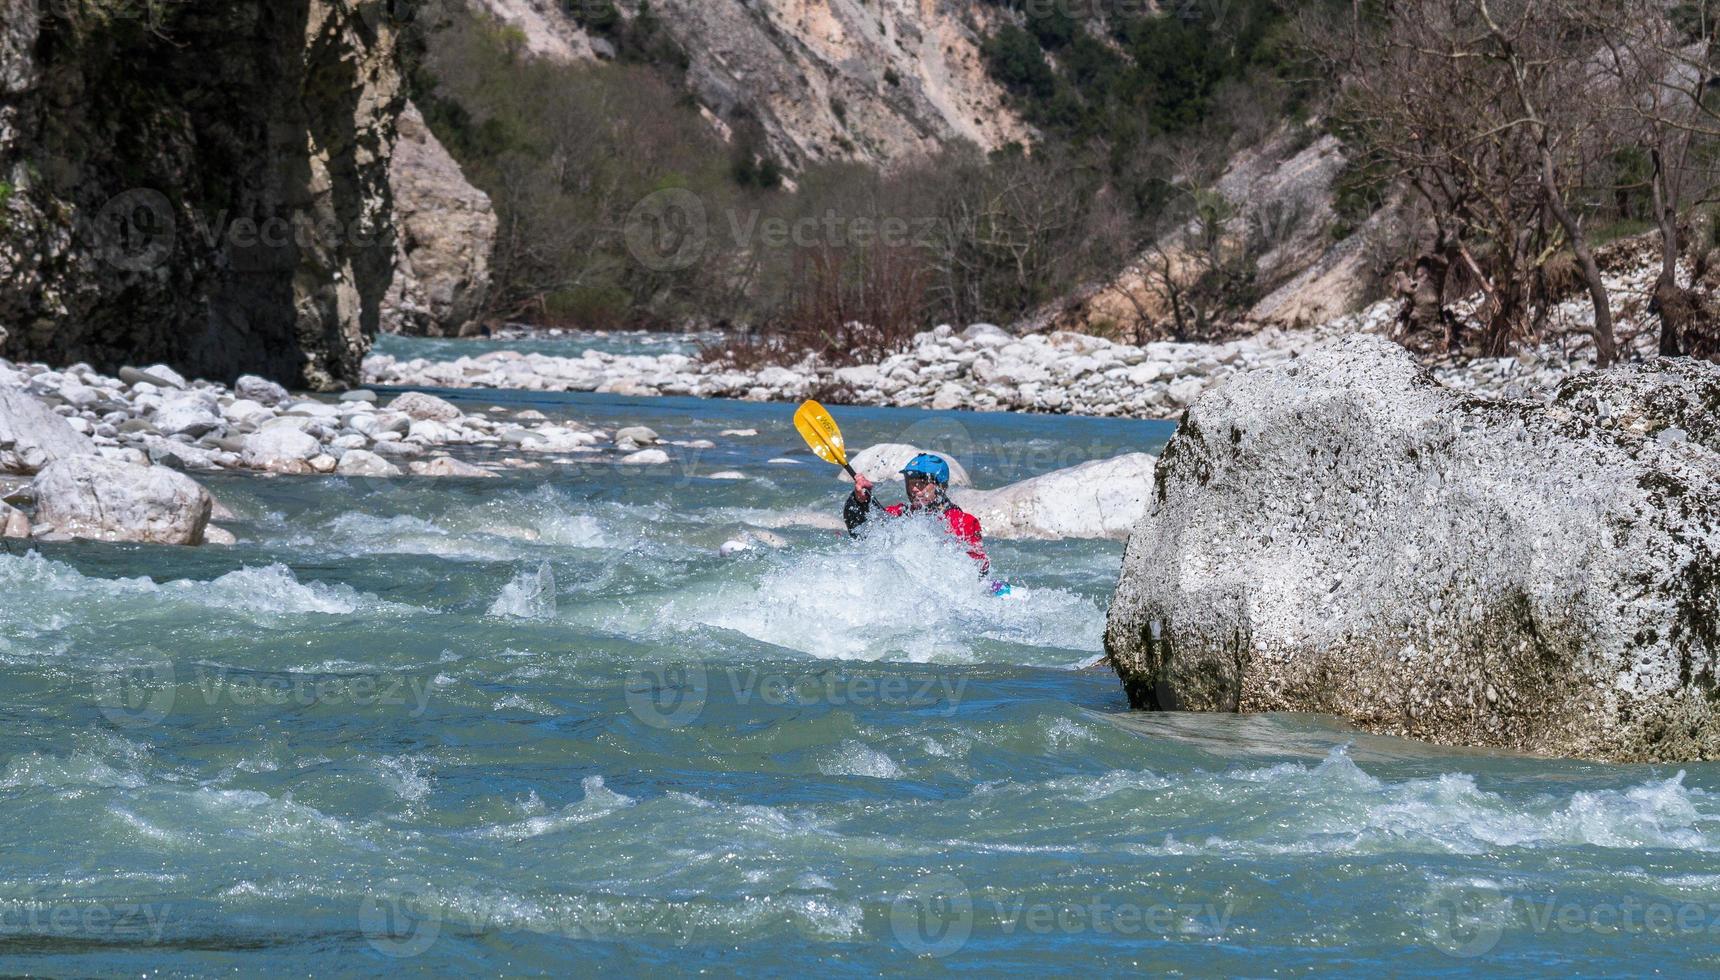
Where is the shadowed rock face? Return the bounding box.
[0,0,402,390]
[1104,336,1720,763]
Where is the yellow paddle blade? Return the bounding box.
[793,399,848,468]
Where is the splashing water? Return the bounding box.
[487,562,559,620]
[658,517,1105,663]
[2,388,1715,975]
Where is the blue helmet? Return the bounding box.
[900,452,950,486]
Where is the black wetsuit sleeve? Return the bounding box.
[844,490,872,536]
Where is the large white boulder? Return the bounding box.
[335,449,403,478]
[241,428,322,474]
[388,390,463,422]
[153,394,223,437]
[843,443,971,487]
[952,453,1157,541]
[0,385,96,473]
[31,456,212,545]
[1104,336,1720,763]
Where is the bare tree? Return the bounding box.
[1304,0,1621,364]
[1583,0,1720,358]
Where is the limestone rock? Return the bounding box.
[614,425,660,446]
[410,456,497,478]
[389,391,463,422]
[845,444,971,487]
[0,385,96,473]
[336,449,403,478]
[1104,336,1720,763]
[952,453,1156,541]
[382,101,497,337]
[1,500,29,538]
[235,376,291,407]
[31,457,212,546]
[241,428,322,474]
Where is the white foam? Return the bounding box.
[819,741,904,779]
[472,776,634,840]
[487,561,558,619]
[0,553,398,622]
[666,518,1104,663]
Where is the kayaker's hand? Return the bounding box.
[853,473,873,498]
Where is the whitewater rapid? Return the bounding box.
[2,381,1716,974]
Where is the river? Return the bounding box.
[2,349,1717,975]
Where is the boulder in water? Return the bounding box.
[241,428,322,474]
[410,456,496,478]
[845,443,971,487]
[614,425,660,445]
[30,456,212,546]
[0,385,96,473]
[0,501,29,538]
[335,449,402,478]
[388,391,463,422]
[952,453,1156,540]
[1104,336,1720,763]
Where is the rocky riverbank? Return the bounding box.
[1,356,709,544]
[363,255,1670,417]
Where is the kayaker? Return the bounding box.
[844,453,990,576]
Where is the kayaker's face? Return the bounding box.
[905,475,941,507]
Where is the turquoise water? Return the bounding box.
[3,390,1718,976]
[372,329,710,362]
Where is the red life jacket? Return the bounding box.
[883,501,990,574]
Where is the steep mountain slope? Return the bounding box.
[470,0,1031,167]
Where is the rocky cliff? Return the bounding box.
[383,100,495,337]
[0,0,403,390]
[1104,336,1719,763]
[470,0,1029,168]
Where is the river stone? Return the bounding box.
[235,375,290,407]
[31,456,212,545]
[1,501,29,538]
[336,449,403,478]
[614,425,660,445]
[411,456,496,478]
[845,443,971,487]
[241,428,322,474]
[119,365,186,390]
[619,448,670,465]
[1103,336,1720,763]
[389,391,463,422]
[0,385,97,473]
[951,453,1156,541]
[153,395,223,438]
